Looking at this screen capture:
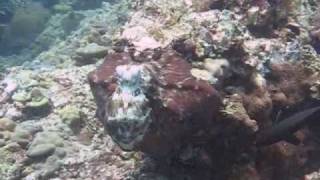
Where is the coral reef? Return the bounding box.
[0,0,320,179]
[87,0,320,179]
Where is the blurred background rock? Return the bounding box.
[0,0,126,72]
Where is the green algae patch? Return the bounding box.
[58,105,83,133]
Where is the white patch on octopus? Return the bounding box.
[106,64,153,150]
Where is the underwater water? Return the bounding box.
[1,0,320,179]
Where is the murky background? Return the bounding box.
[1,0,320,180]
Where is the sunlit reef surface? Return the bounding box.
[1,0,320,180]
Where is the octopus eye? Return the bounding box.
[134,89,141,96]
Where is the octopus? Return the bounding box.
[88,47,222,157]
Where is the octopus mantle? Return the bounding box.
[88,49,221,156]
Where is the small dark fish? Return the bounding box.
[255,105,320,146]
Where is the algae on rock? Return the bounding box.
[58,105,83,133]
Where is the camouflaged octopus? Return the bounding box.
[88,48,221,157]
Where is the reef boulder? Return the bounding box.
[88,48,222,157]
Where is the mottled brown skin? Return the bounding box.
[143,51,222,156]
[88,52,132,121]
[88,48,222,157]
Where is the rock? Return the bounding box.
[119,151,135,161]
[11,127,33,149]
[4,142,21,152]
[27,144,56,159]
[0,108,5,117]
[21,157,33,166]
[190,68,217,84]
[0,118,16,132]
[0,79,18,104]
[41,163,61,178]
[189,0,217,12]
[61,12,85,35]
[17,122,43,136]
[75,43,108,65]
[23,88,51,118]
[247,6,261,25]
[53,4,72,14]
[12,91,31,103]
[58,105,82,133]
[4,107,23,121]
[88,48,222,157]
[0,139,6,147]
[203,58,230,79]
[11,128,33,142]
[15,139,30,149]
[0,131,12,141]
[78,127,94,145]
[30,131,64,148]
[268,63,311,106]
[0,147,17,178]
[25,97,50,109]
[76,43,108,58]
[21,166,34,178]
[41,156,62,178]
[221,94,258,134]
[121,26,162,52]
[71,0,103,10]
[54,148,66,158]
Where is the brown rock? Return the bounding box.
[0,118,16,132]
